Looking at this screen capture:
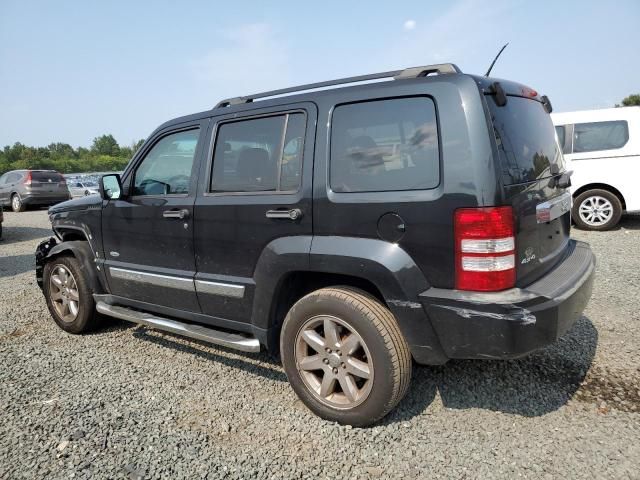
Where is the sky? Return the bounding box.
[1,0,638,148]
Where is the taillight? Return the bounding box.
[23,171,32,186]
[454,207,516,291]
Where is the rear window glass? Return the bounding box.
[330,97,439,193]
[487,96,561,185]
[32,171,64,182]
[211,113,305,193]
[573,120,629,153]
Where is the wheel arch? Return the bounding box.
[251,236,448,364]
[37,240,106,294]
[573,183,626,210]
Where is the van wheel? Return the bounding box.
[280,287,412,426]
[43,255,99,333]
[11,194,25,212]
[573,189,622,231]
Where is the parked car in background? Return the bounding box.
[552,106,639,230]
[68,180,100,197]
[0,170,71,212]
[0,205,3,239]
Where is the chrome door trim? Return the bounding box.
[109,267,194,291]
[195,279,245,299]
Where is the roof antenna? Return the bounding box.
[485,43,509,77]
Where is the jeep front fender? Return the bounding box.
[35,239,106,294]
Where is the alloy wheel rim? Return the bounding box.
[579,196,613,226]
[12,196,20,211]
[49,265,80,323]
[295,315,374,409]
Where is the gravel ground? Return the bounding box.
[1,210,639,479]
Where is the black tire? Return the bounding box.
[43,255,99,334]
[280,287,412,426]
[572,189,622,231]
[11,193,25,212]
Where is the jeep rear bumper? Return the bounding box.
[418,240,595,361]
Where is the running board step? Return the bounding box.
[95,302,260,353]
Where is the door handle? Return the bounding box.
[163,209,190,219]
[265,208,303,220]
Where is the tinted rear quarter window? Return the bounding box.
[330,97,439,193]
[573,120,629,153]
[487,96,561,185]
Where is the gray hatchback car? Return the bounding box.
[0,170,71,212]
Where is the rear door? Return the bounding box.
[485,94,571,286]
[193,103,316,326]
[0,173,9,204]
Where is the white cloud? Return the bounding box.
[191,23,291,102]
[379,0,517,73]
[403,19,417,31]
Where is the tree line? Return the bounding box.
[2,94,638,176]
[0,135,145,175]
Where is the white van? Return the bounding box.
[552,106,639,230]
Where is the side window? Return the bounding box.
[330,97,439,193]
[555,125,567,153]
[573,121,629,153]
[210,113,305,193]
[6,173,21,184]
[133,129,200,196]
[0,174,6,185]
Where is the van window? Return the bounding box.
[555,125,567,153]
[330,97,439,193]
[573,121,629,153]
[211,113,305,193]
[487,96,561,185]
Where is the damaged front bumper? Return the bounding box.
[35,237,57,289]
[419,240,595,360]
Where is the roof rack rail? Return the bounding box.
[214,63,461,108]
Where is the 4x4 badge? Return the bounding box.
[521,247,536,264]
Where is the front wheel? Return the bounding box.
[572,189,622,231]
[43,255,99,333]
[280,287,412,426]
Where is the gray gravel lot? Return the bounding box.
[1,210,639,479]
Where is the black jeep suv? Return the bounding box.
[36,63,595,426]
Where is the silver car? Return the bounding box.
[68,180,100,197]
[0,170,71,212]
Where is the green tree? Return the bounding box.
[615,94,640,107]
[91,134,120,156]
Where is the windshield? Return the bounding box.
[486,95,563,185]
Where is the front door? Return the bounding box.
[101,121,207,312]
[193,104,316,325]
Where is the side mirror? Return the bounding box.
[100,174,123,200]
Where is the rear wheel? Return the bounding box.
[43,256,99,333]
[573,189,622,231]
[11,194,25,212]
[280,287,412,426]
